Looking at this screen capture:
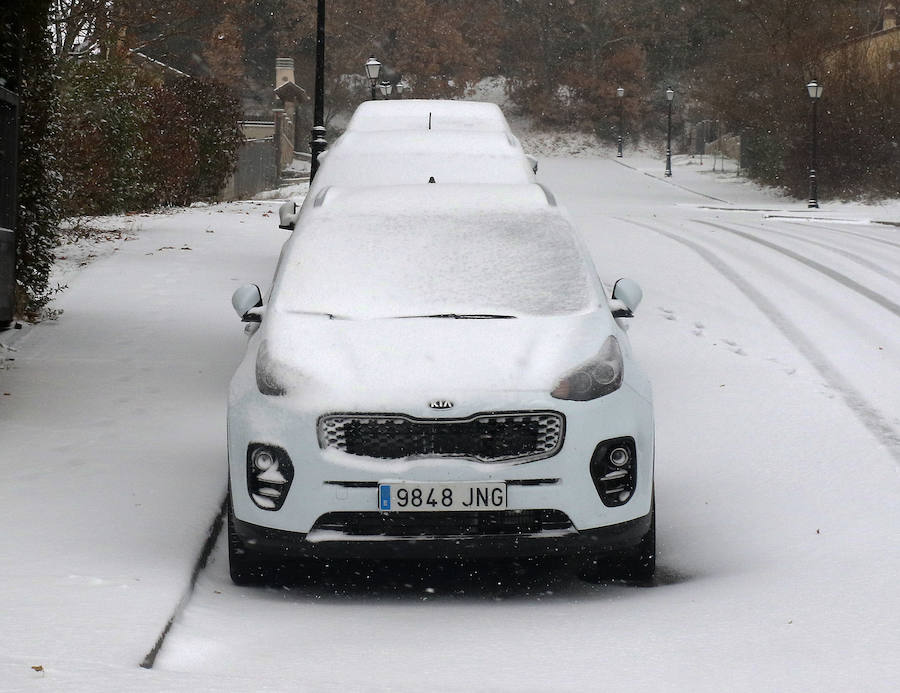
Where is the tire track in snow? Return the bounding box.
[693,219,900,319]
[782,221,900,250]
[726,220,900,286]
[139,494,227,669]
[611,159,731,203]
[619,217,900,466]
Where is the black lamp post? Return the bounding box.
[665,87,674,177]
[309,0,326,181]
[378,81,394,99]
[365,56,381,100]
[806,79,824,209]
[616,87,625,157]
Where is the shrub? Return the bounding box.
[2,1,64,318]
[57,58,152,215]
[57,58,243,215]
[163,77,243,202]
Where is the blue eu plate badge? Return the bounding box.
[379,485,392,510]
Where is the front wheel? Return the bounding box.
[578,501,656,584]
[227,500,277,586]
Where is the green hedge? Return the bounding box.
[58,58,243,216]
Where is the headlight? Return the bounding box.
[255,340,287,396]
[551,335,623,401]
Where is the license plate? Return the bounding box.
[378,482,507,512]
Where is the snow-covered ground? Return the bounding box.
[1,152,898,692]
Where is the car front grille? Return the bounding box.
[310,510,574,538]
[317,411,564,463]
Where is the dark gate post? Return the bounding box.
[309,0,326,181]
[0,86,19,327]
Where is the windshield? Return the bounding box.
[275,211,596,319]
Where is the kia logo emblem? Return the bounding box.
[429,400,454,410]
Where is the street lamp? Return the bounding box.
[665,87,674,177]
[365,56,381,100]
[378,80,393,99]
[395,81,407,98]
[806,79,824,209]
[309,0,326,181]
[616,87,625,158]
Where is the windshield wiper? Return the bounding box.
[288,311,350,320]
[398,313,517,319]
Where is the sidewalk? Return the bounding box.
[0,200,290,689]
[612,151,900,225]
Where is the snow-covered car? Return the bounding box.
[277,100,537,231]
[229,183,655,584]
[310,128,536,192]
[344,99,515,134]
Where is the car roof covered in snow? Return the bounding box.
[310,129,535,192]
[345,99,513,133]
[307,181,555,214]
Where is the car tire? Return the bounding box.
[618,501,656,582]
[227,499,276,586]
[578,498,656,584]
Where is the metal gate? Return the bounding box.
[0,86,18,327]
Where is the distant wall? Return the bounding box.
[239,121,274,140]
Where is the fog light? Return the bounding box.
[589,437,636,507]
[246,444,294,511]
[609,447,630,467]
[253,450,275,471]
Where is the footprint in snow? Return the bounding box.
[720,338,746,356]
[658,307,677,321]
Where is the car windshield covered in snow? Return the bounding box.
[273,206,596,320]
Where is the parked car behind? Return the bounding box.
[344,99,515,134]
[230,183,655,584]
[279,100,537,230]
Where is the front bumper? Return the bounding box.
[233,509,653,560]
[228,340,655,540]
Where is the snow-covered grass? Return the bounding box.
[1,153,898,692]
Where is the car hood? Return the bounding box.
[259,309,618,404]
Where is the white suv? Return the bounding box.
[229,183,654,583]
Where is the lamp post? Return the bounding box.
[616,87,625,157]
[665,87,674,177]
[378,81,394,99]
[309,0,326,181]
[365,56,381,100]
[806,79,823,209]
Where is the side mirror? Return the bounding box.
[610,278,643,318]
[232,284,263,322]
[278,201,299,230]
[526,155,539,174]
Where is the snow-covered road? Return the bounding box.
[1,156,898,692]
